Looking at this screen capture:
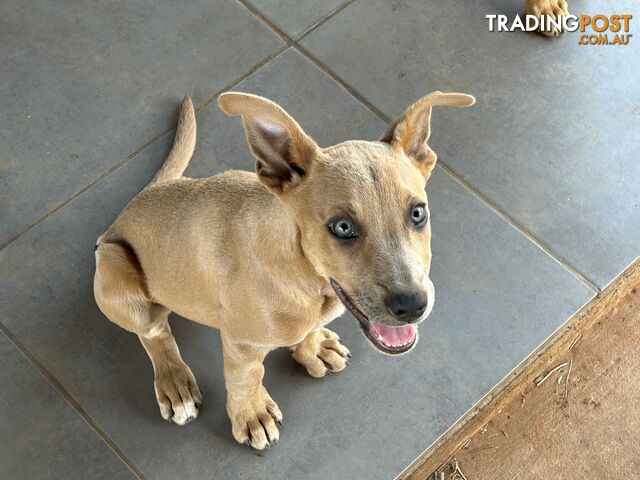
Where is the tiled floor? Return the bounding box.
[0,1,637,479]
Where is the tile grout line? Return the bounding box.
[237,0,389,121]
[294,0,357,43]
[0,128,172,252]
[236,0,361,46]
[235,0,293,44]
[0,322,148,480]
[237,0,357,45]
[0,45,289,254]
[294,43,392,121]
[198,45,289,110]
[437,162,601,293]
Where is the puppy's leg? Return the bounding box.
[222,335,282,449]
[94,242,202,425]
[290,328,350,378]
[525,0,569,37]
[139,313,202,425]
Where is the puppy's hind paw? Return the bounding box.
[291,328,351,378]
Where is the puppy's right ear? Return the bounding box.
[218,92,318,192]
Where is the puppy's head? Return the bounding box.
[219,91,474,355]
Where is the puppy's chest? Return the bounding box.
[320,294,345,325]
[273,293,345,346]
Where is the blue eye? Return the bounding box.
[329,218,358,240]
[410,204,428,227]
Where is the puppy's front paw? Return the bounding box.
[291,328,351,378]
[154,362,202,425]
[228,386,282,450]
[525,0,569,37]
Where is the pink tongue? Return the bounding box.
[370,322,417,347]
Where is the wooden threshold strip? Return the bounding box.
[399,257,640,480]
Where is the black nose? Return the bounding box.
[385,291,428,322]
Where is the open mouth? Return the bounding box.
[330,278,418,355]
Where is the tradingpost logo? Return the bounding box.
[486,13,633,45]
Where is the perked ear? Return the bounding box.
[218,92,318,192]
[380,91,475,181]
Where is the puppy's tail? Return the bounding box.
[148,96,197,187]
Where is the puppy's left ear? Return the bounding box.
[218,92,318,193]
[380,91,475,181]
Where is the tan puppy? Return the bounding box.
[94,90,475,449]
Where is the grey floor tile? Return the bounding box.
[0,49,592,479]
[0,0,283,247]
[0,332,137,480]
[301,0,640,288]
[249,0,347,38]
